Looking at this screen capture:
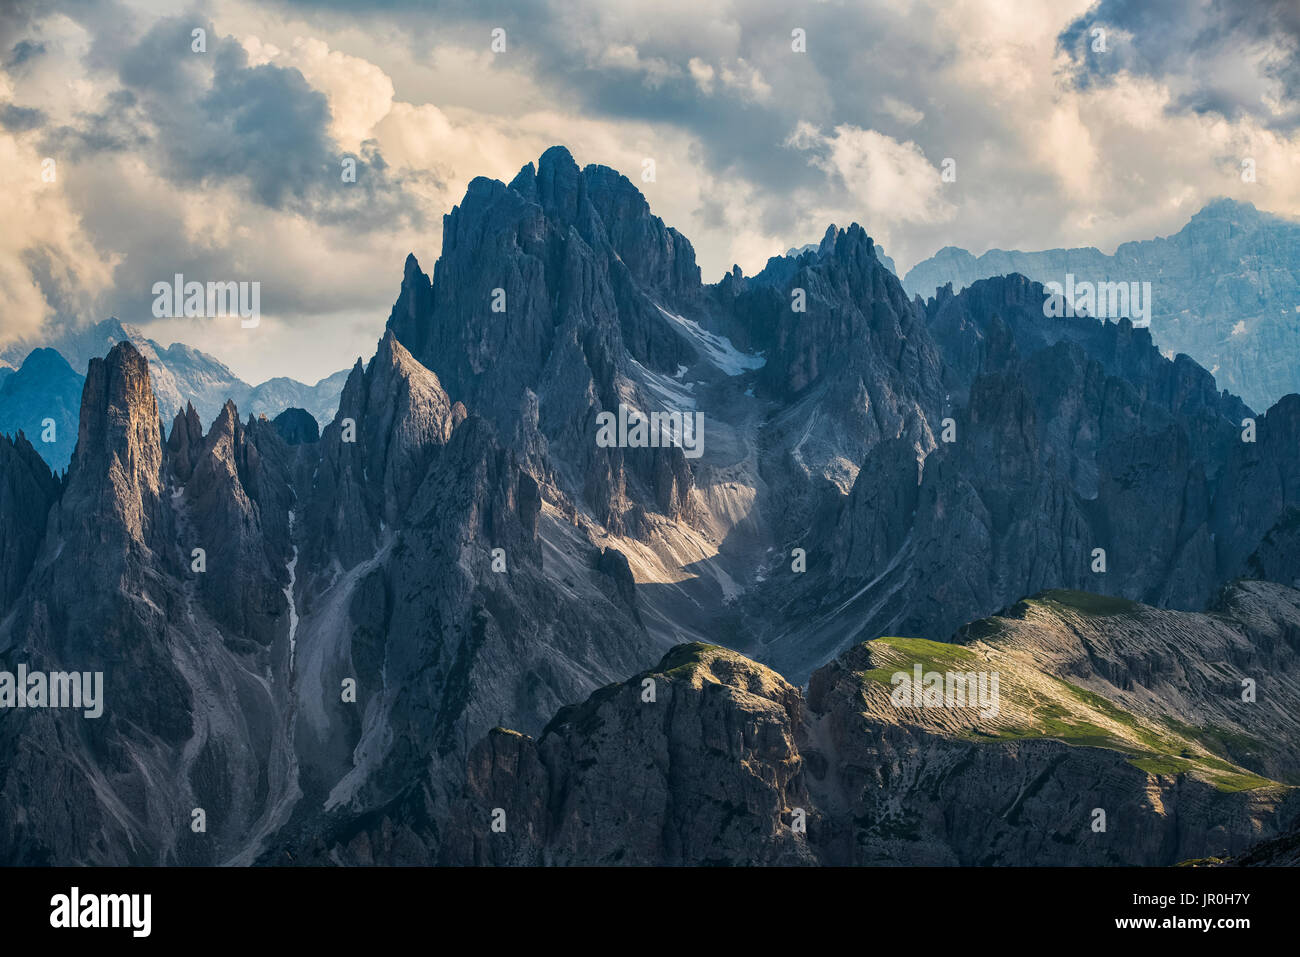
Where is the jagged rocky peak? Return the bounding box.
[391,145,704,399]
[382,146,716,535]
[503,144,698,285]
[305,331,464,567]
[73,340,161,475]
[166,401,204,484]
[0,340,303,866]
[923,272,1251,440]
[330,331,461,452]
[178,397,295,648]
[579,158,701,297]
[64,340,166,549]
[384,253,435,361]
[1188,196,1262,224]
[755,218,942,400]
[272,407,319,445]
[189,400,251,494]
[712,216,945,492]
[442,643,816,866]
[747,260,1297,678]
[355,330,461,482]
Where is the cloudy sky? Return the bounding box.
[2,0,1299,384]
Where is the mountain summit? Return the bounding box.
[2,148,1299,867]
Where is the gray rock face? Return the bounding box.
[595,546,640,623]
[386,147,702,534]
[4,149,1300,868]
[902,199,1300,412]
[272,408,319,446]
[747,272,1295,681]
[749,225,944,491]
[442,644,817,866]
[165,402,204,484]
[245,326,665,864]
[0,330,665,866]
[444,583,1300,866]
[301,330,461,569]
[1217,395,1300,584]
[0,431,60,609]
[0,342,287,864]
[66,341,169,552]
[181,400,294,650]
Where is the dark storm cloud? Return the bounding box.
[3,7,430,231]
[119,18,340,207]
[1058,0,1300,130]
[271,0,955,243]
[38,90,148,155]
[5,40,45,70]
[101,16,427,227]
[0,1,42,51]
[0,103,44,131]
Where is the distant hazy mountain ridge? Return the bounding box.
[902,199,1300,412]
[0,319,348,471]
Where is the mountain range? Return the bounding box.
[902,198,1300,413]
[1,147,1299,866]
[0,319,347,472]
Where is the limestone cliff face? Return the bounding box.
[0,330,665,867]
[181,400,294,649]
[5,150,1300,868]
[0,432,60,609]
[443,583,1300,866]
[165,402,203,484]
[441,644,818,866]
[803,582,1300,865]
[302,330,461,570]
[751,273,1295,681]
[376,149,1300,693]
[385,146,699,534]
[65,341,168,555]
[0,342,292,865]
[704,224,944,497]
[756,224,944,484]
[1218,394,1300,584]
[251,327,664,865]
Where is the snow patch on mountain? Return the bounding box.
[656,305,765,375]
